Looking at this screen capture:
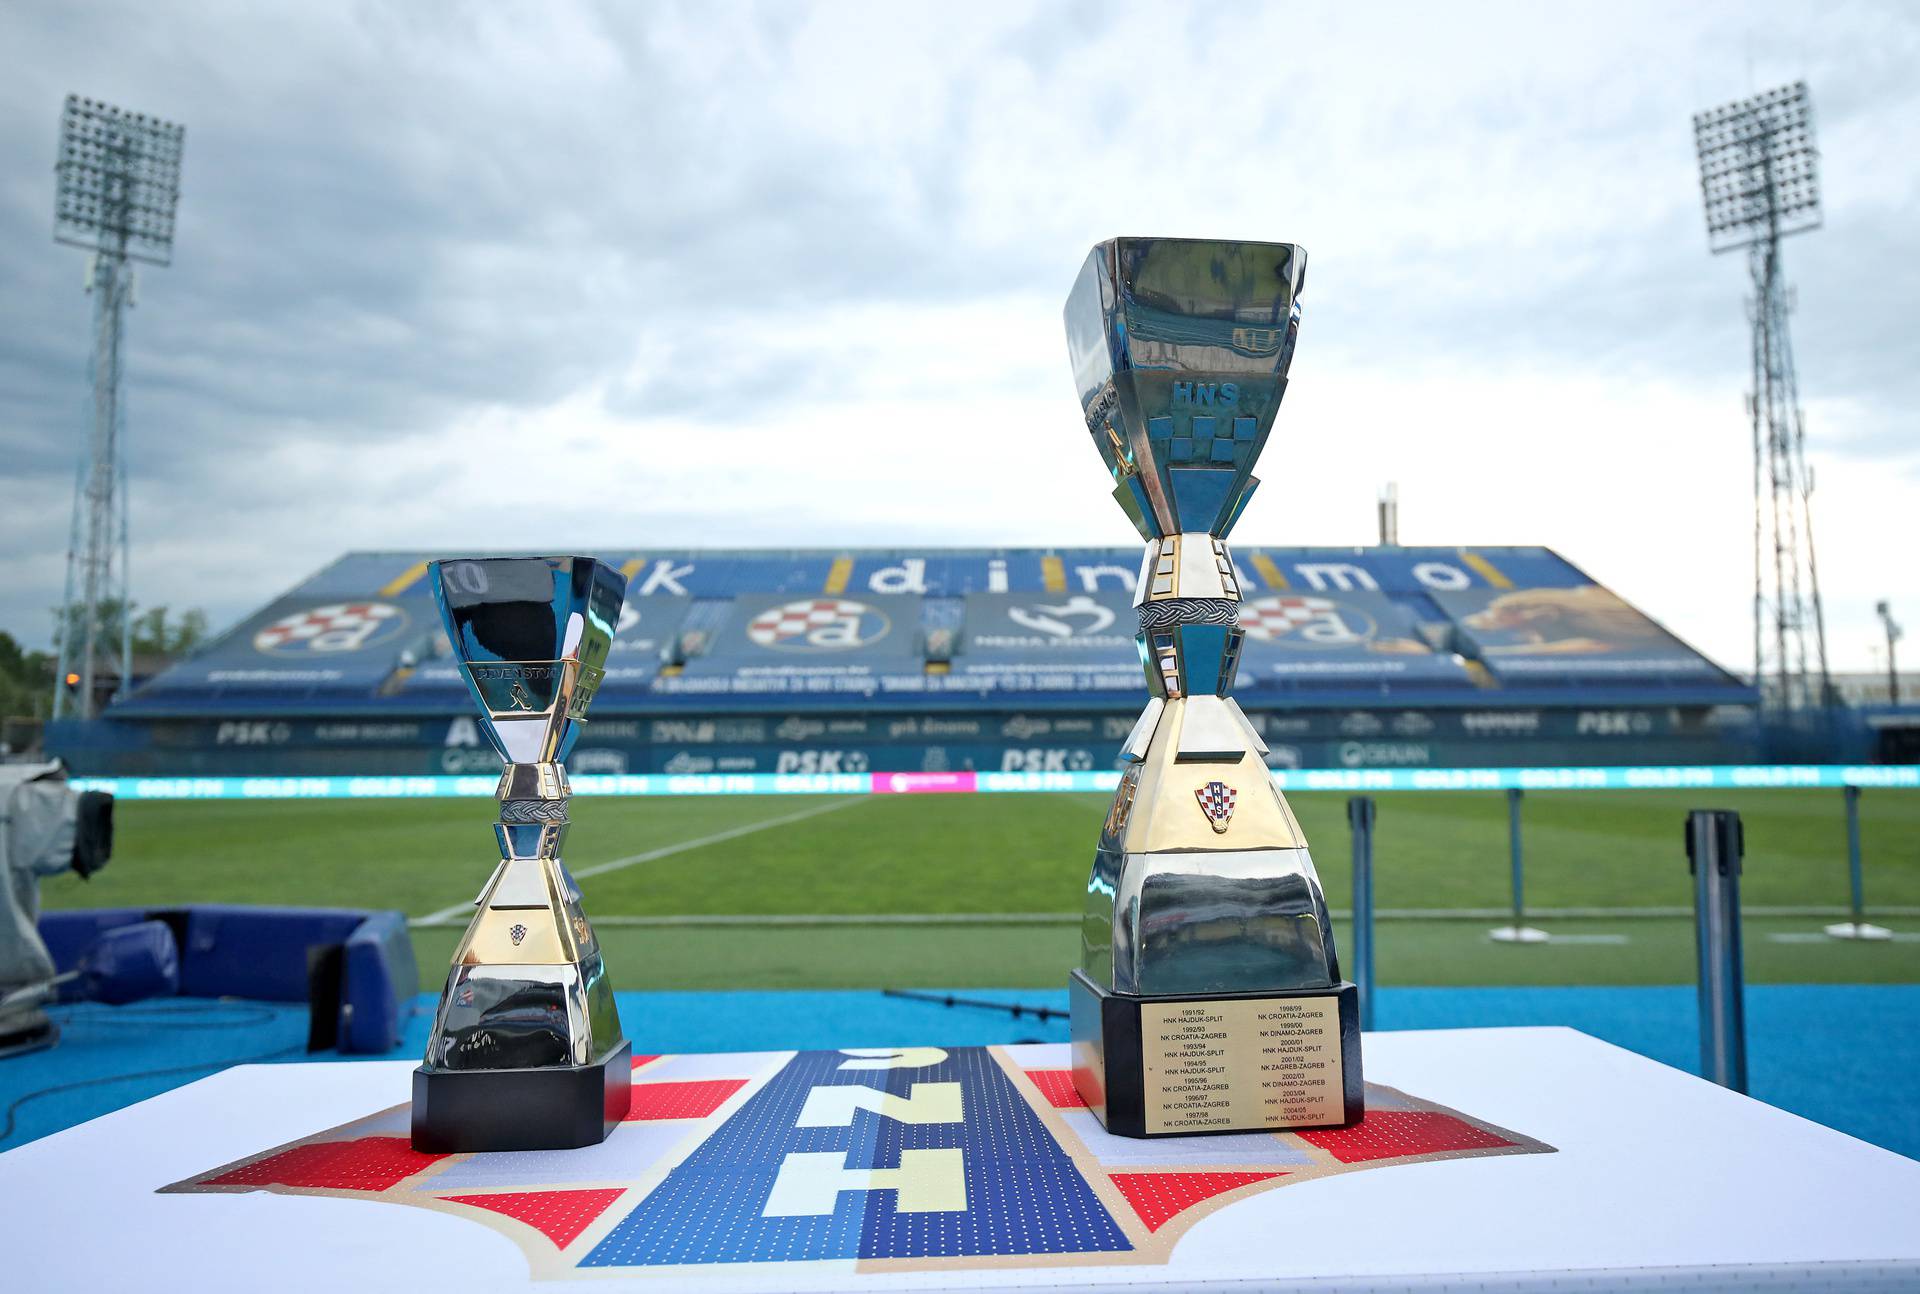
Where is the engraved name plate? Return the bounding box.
[1141,997,1344,1134]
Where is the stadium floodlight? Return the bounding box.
[1694,82,1821,255]
[53,96,186,266]
[1877,600,1902,706]
[49,95,185,721]
[1692,82,1830,716]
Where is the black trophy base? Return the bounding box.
[411,1039,631,1153]
[1069,969,1363,1139]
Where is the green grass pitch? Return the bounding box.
[40,788,1920,990]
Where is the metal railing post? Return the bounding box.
[1687,809,1748,1093]
[1827,784,1892,940]
[1509,787,1525,927]
[1347,795,1376,1032]
[1489,787,1546,943]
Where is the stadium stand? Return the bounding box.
[50,547,1761,775]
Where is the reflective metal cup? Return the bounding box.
[1064,239,1363,1137]
[410,555,631,1152]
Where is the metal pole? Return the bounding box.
[1489,787,1546,942]
[1827,785,1891,940]
[50,459,86,720]
[73,250,128,720]
[117,444,133,703]
[1347,795,1376,1032]
[1509,787,1524,929]
[1845,785,1863,924]
[1687,809,1748,1092]
[1880,601,1901,706]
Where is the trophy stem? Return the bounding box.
[412,759,629,1151]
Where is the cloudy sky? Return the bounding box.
[1,1,1915,673]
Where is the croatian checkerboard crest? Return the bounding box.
[1195,780,1237,833]
[745,598,889,651]
[252,602,405,654]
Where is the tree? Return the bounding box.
[131,604,208,655]
[51,599,208,659]
[0,631,54,721]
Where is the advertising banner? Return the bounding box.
[299,547,1588,603]
[1235,590,1475,694]
[948,592,1140,694]
[1432,586,1735,685]
[655,594,925,701]
[124,595,435,709]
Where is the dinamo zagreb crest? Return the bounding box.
[746,598,890,651]
[253,601,407,654]
[166,1043,1551,1282]
[1238,595,1376,646]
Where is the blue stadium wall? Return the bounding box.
[52,546,1763,776]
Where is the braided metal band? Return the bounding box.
[499,798,569,824]
[1138,598,1239,632]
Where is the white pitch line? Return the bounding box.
[583,912,1079,928]
[1359,905,1920,920]
[413,796,864,926]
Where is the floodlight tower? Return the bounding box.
[1693,82,1830,715]
[1876,600,1902,706]
[49,95,185,719]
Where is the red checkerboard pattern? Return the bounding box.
[253,602,399,651]
[1022,1069,1088,1109]
[205,1136,444,1192]
[1237,595,1336,642]
[441,1188,626,1249]
[624,1078,749,1122]
[1195,780,1236,827]
[1108,1171,1284,1232]
[745,598,868,647]
[1298,1110,1515,1164]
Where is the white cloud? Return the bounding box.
[0,0,1915,673]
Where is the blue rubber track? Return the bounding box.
[2,985,1914,1160]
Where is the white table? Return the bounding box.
[3,1026,1915,1291]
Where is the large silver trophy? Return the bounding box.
[1065,239,1363,1137]
[411,556,631,1152]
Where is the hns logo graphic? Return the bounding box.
[746,598,889,651]
[1238,595,1377,648]
[1195,780,1237,834]
[167,1045,1549,1281]
[253,602,407,655]
[1170,380,1239,407]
